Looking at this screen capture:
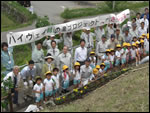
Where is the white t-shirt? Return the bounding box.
[115,50,121,58]
[71,70,81,80]
[33,83,43,97]
[121,48,129,59]
[89,56,96,66]
[102,54,110,64]
[43,78,54,92]
[110,55,115,62]
[51,75,59,89]
[62,72,69,81]
[131,49,136,58]
[144,39,149,52]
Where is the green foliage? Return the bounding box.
[60,1,149,19]
[35,16,50,28]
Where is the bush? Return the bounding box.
[35,16,50,28]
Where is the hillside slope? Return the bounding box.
[42,62,149,112]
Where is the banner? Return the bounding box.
[7,9,130,47]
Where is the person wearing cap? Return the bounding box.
[71,62,81,88]
[140,40,145,58]
[110,49,115,69]
[132,36,139,45]
[140,14,149,30]
[106,34,119,50]
[130,43,139,66]
[31,41,44,76]
[144,35,149,55]
[95,65,100,75]
[42,53,55,79]
[94,25,105,43]
[126,43,132,64]
[96,34,108,65]
[47,40,60,67]
[89,51,96,69]
[61,32,73,55]
[138,21,147,37]
[20,60,37,101]
[120,42,129,68]
[33,76,44,110]
[42,33,63,50]
[106,23,115,39]
[80,27,95,56]
[1,42,14,75]
[136,41,141,57]
[115,44,122,68]
[90,68,99,81]
[80,58,93,86]
[43,71,54,101]
[61,65,71,92]
[58,46,72,72]
[115,28,125,45]
[102,49,111,72]
[129,23,138,38]
[123,27,132,44]
[99,63,106,76]
[3,66,21,106]
[75,39,87,66]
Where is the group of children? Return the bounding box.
[33,33,149,110]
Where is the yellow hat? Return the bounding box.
[140,40,144,43]
[90,51,95,55]
[100,63,105,66]
[116,44,121,48]
[74,62,80,66]
[147,33,149,39]
[45,71,52,76]
[96,65,100,69]
[63,65,68,70]
[123,42,127,47]
[127,43,131,47]
[136,41,140,45]
[106,49,110,52]
[93,68,99,74]
[132,43,136,46]
[139,36,144,39]
[142,34,146,36]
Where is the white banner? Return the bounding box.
[7,9,130,47]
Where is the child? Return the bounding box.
[33,76,44,110]
[144,34,149,55]
[99,63,106,77]
[115,44,122,69]
[72,62,81,88]
[89,51,96,69]
[132,36,138,44]
[62,65,71,93]
[90,68,99,81]
[135,41,141,63]
[130,43,140,66]
[126,43,132,64]
[120,42,129,68]
[95,65,100,76]
[43,71,54,101]
[110,49,115,69]
[102,49,111,72]
[140,40,145,58]
[51,68,60,97]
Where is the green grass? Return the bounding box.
[1,1,37,32]
[61,1,149,19]
[42,63,149,112]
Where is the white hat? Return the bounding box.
[85,27,90,30]
[45,55,54,60]
[50,34,55,37]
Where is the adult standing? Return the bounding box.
[123,28,132,43]
[74,39,87,66]
[94,25,105,43]
[58,46,72,72]
[47,40,60,67]
[141,8,149,20]
[129,23,138,38]
[106,23,114,39]
[31,41,44,76]
[96,35,108,65]
[1,42,14,75]
[138,21,147,37]
[3,66,21,106]
[115,28,125,45]
[80,27,95,56]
